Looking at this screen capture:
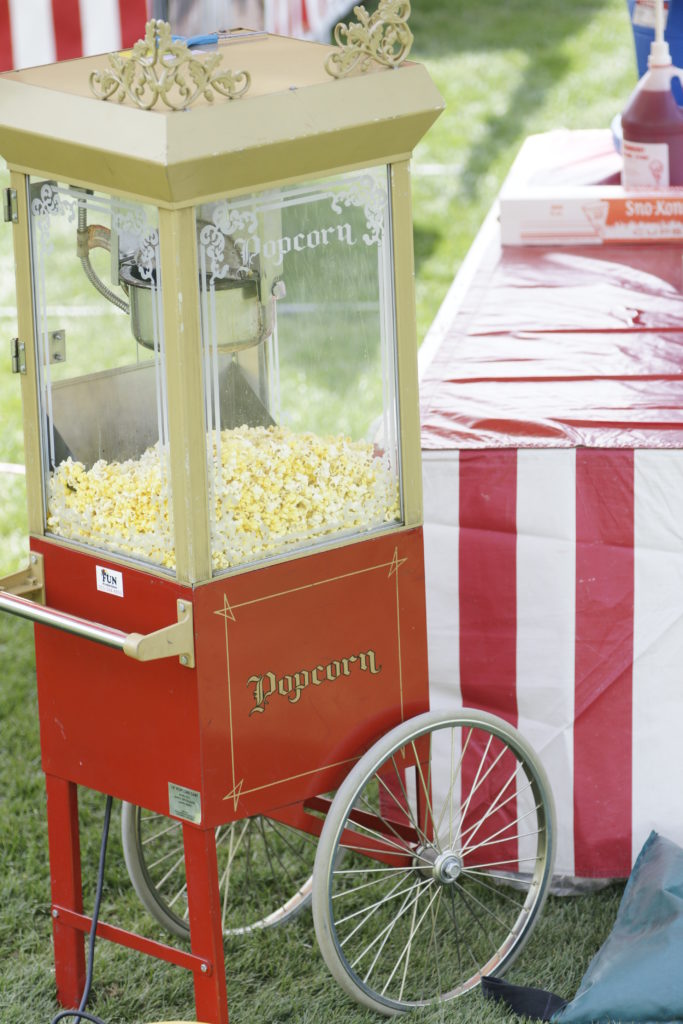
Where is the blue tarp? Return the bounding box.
[484,832,683,1023]
[555,832,683,1023]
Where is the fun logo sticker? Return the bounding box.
[96,565,124,597]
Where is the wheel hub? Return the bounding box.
[433,851,462,884]
[414,846,463,885]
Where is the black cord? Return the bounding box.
[49,794,113,1024]
[50,1014,110,1024]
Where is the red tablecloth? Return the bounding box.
[420,131,683,878]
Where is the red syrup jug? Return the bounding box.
[622,37,683,187]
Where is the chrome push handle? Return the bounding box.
[0,556,194,667]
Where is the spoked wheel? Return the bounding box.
[312,709,556,1016]
[121,803,316,938]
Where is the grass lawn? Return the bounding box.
[1,2,637,1022]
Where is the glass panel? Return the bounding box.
[197,166,401,572]
[29,180,173,571]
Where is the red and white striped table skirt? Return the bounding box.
[423,446,683,879]
[419,133,683,878]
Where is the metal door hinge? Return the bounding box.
[10,337,26,375]
[3,188,18,223]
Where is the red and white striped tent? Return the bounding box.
[0,0,148,72]
[264,0,351,40]
[420,131,683,880]
[0,0,352,72]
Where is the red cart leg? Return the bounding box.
[183,824,229,1024]
[45,774,86,1008]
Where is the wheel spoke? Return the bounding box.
[124,806,315,940]
[258,817,288,906]
[458,765,519,848]
[397,889,420,1001]
[463,866,540,882]
[464,823,543,859]
[347,878,432,969]
[460,774,540,853]
[147,844,185,873]
[361,880,423,985]
[267,818,317,857]
[342,799,423,862]
[443,885,474,975]
[453,737,509,847]
[424,886,445,999]
[453,877,523,935]
[336,874,426,929]
[141,819,182,845]
[337,841,421,859]
[374,764,430,850]
[452,880,502,953]
[339,875,428,956]
[381,886,441,998]
[331,866,418,901]
[461,870,527,910]
[389,753,431,848]
[166,877,188,910]
[443,883,485,973]
[451,732,494,846]
[220,822,239,930]
[152,850,187,892]
[334,864,417,875]
[462,853,540,870]
[410,738,437,846]
[433,725,472,848]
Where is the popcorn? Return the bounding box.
[47,446,174,568]
[47,424,400,571]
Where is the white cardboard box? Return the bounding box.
[499,129,683,246]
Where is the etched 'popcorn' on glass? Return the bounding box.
[196,166,401,571]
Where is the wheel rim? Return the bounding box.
[312,710,555,1014]
[123,807,316,938]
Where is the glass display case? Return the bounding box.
[1,26,444,588]
[31,167,402,575]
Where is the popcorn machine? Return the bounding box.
[0,15,555,1024]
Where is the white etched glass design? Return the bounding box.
[29,180,174,570]
[196,166,401,572]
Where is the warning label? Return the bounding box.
[168,782,202,824]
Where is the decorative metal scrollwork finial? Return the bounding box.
[325,0,413,79]
[89,20,250,110]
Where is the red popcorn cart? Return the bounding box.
[0,14,555,1023]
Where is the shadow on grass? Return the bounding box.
[457,49,572,200]
[409,0,624,199]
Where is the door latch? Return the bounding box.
[49,329,66,364]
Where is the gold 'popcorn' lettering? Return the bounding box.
[47,424,400,571]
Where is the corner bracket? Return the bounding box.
[123,598,195,668]
[0,553,45,603]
